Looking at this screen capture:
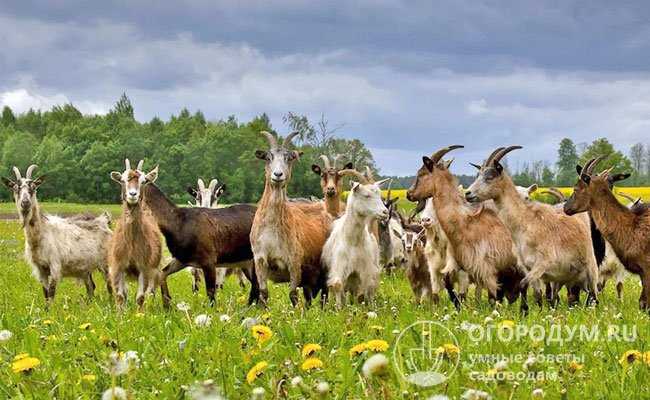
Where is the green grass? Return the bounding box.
[0,218,648,399]
[0,202,123,218]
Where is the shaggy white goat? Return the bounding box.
[1,165,112,302]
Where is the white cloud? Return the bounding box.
[0,89,108,115]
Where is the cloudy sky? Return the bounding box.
[1,1,650,175]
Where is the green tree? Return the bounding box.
[1,106,16,126]
[579,138,633,181]
[2,130,38,172]
[555,138,579,186]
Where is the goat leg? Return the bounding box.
[160,259,185,308]
[639,271,650,311]
[254,258,270,307]
[242,263,260,305]
[83,273,96,299]
[288,265,301,307]
[203,266,217,306]
[616,281,623,301]
[444,276,461,310]
[191,268,202,293]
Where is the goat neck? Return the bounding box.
[325,194,341,217]
[428,169,470,227]
[489,175,530,227]
[142,184,180,234]
[258,178,290,226]
[589,185,636,248]
[21,198,44,250]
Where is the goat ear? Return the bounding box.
[391,228,402,238]
[344,162,353,170]
[422,156,434,172]
[311,164,322,175]
[145,166,159,183]
[469,162,482,170]
[494,161,504,174]
[1,177,16,190]
[255,150,268,160]
[580,174,591,184]
[187,186,198,198]
[609,173,631,183]
[216,184,226,196]
[110,171,123,183]
[528,184,538,195]
[32,175,46,188]
[576,164,583,175]
[350,181,360,191]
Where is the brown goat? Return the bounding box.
[311,154,353,217]
[108,160,162,310]
[251,131,333,306]
[407,146,526,310]
[466,146,599,306]
[564,157,650,310]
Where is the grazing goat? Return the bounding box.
[322,175,389,306]
[564,158,650,309]
[311,155,353,217]
[251,131,333,306]
[141,177,259,308]
[407,146,526,310]
[2,165,112,303]
[108,160,162,309]
[186,178,245,292]
[466,146,599,307]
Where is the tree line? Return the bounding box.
[0,95,377,204]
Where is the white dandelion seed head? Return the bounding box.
[188,379,226,400]
[251,386,265,400]
[194,314,212,327]
[366,311,378,319]
[0,329,12,342]
[315,381,330,394]
[362,354,389,377]
[241,317,259,329]
[107,352,129,376]
[176,302,191,312]
[532,388,544,398]
[124,350,140,368]
[179,339,188,351]
[219,314,231,323]
[101,387,127,400]
[290,376,303,387]
[494,360,508,371]
[442,314,451,321]
[428,395,450,400]
[461,389,492,400]
[491,310,500,317]
[483,316,493,324]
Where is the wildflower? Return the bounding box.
[461,389,492,400]
[568,360,583,373]
[187,379,226,400]
[491,309,500,318]
[367,311,378,319]
[81,374,96,382]
[0,329,12,342]
[79,322,92,330]
[619,350,642,366]
[349,343,368,357]
[101,387,127,400]
[11,355,40,373]
[251,325,273,344]
[194,314,212,327]
[436,343,460,357]
[301,357,323,371]
[362,353,389,377]
[532,388,544,398]
[494,359,508,371]
[176,302,191,312]
[290,376,303,387]
[370,325,384,331]
[124,350,140,368]
[643,351,650,366]
[246,361,269,384]
[219,314,231,323]
[483,316,493,324]
[43,320,54,325]
[301,343,322,358]
[498,320,515,329]
[366,339,389,352]
[179,339,188,351]
[523,355,537,370]
[442,314,451,321]
[315,381,330,394]
[251,387,265,400]
[106,352,133,376]
[241,317,260,329]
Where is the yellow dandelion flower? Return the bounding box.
[14,353,29,361]
[436,343,460,357]
[568,360,583,373]
[79,323,92,330]
[11,356,40,373]
[486,368,498,377]
[370,325,384,331]
[246,361,268,384]
[344,330,354,337]
[366,339,389,352]
[349,343,368,357]
[619,350,642,366]
[251,325,273,344]
[499,320,515,329]
[81,374,96,382]
[302,343,322,358]
[43,319,54,325]
[135,313,145,318]
[301,357,324,371]
[643,351,650,366]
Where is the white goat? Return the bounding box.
[1,165,112,302]
[322,177,389,306]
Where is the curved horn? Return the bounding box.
[492,145,522,165]
[386,178,393,200]
[12,166,22,180]
[197,178,206,191]
[260,131,278,149]
[541,189,564,202]
[319,155,331,170]
[25,164,37,180]
[338,169,369,184]
[430,145,464,165]
[136,160,144,171]
[483,147,505,168]
[617,192,636,203]
[124,158,131,171]
[208,179,218,191]
[332,154,341,169]
[586,155,607,175]
[282,131,300,148]
[364,166,375,183]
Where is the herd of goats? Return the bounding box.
[2,131,650,313]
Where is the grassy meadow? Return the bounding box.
[0,202,649,399]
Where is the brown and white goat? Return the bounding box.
[251,131,333,306]
[407,146,526,310]
[564,157,650,309]
[108,159,163,309]
[2,165,112,302]
[402,228,434,303]
[311,155,353,217]
[466,146,599,306]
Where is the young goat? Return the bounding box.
[402,228,433,303]
[311,155,353,217]
[251,131,332,306]
[466,146,599,306]
[564,157,650,309]
[407,146,526,310]
[2,165,112,303]
[108,160,162,309]
[322,175,389,307]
